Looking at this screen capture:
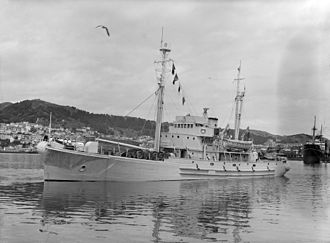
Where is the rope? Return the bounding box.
[140,93,157,135]
[125,89,158,117]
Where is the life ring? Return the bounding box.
[201,129,206,134]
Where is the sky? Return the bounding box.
[0,0,330,137]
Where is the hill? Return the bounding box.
[0,102,13,111]
[0,99,156,137]
[0,99,313,144]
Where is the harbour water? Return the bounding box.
[0,154,329,243]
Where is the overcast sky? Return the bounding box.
[1,0,330,137]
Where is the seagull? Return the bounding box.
[96,25,110,37]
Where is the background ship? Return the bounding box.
[303,116,325,164]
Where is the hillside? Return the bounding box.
[0,102,13,111]
[0,99,157,137]
[0,99,313,144]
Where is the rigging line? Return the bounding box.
[222,100,235,128]
[177,86,198,116]
[165,85,187,117]
[125,89,158,117]
[139,93,157,135]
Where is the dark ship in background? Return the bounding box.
[303,116,329,164]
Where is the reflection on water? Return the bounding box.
[41,180,257,242]
[0,161,329,242]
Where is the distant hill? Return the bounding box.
[0,99,314,144]
[0,102,13,111]
[0,99,156,137]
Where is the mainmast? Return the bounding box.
[154,29,171,152]
[234,61,245,140]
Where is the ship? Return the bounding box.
[40,33,290,181]
[303,116,324,164]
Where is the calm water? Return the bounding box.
[0,154,329,243]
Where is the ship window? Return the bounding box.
[165,135,167,138]
[184,124,187,128]
[172,135,174,138]
[210,162,214,166]
[160,135,162,137]
[193,137,195,140]
[187,137,189,139]
[177,136,180,138]
[232,164,236,166]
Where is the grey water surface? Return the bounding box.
[0,155,329,243]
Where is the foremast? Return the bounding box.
[154,32,171,152]
[233,61,245,140]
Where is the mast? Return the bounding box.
[234,61,245,140]
[154,28,171,152]
[312,115,316,143]
[48,112,52,136]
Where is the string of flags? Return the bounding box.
[171,62,185,105]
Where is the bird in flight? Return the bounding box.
[96,25,110,37]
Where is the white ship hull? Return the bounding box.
[43,147,290,181]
